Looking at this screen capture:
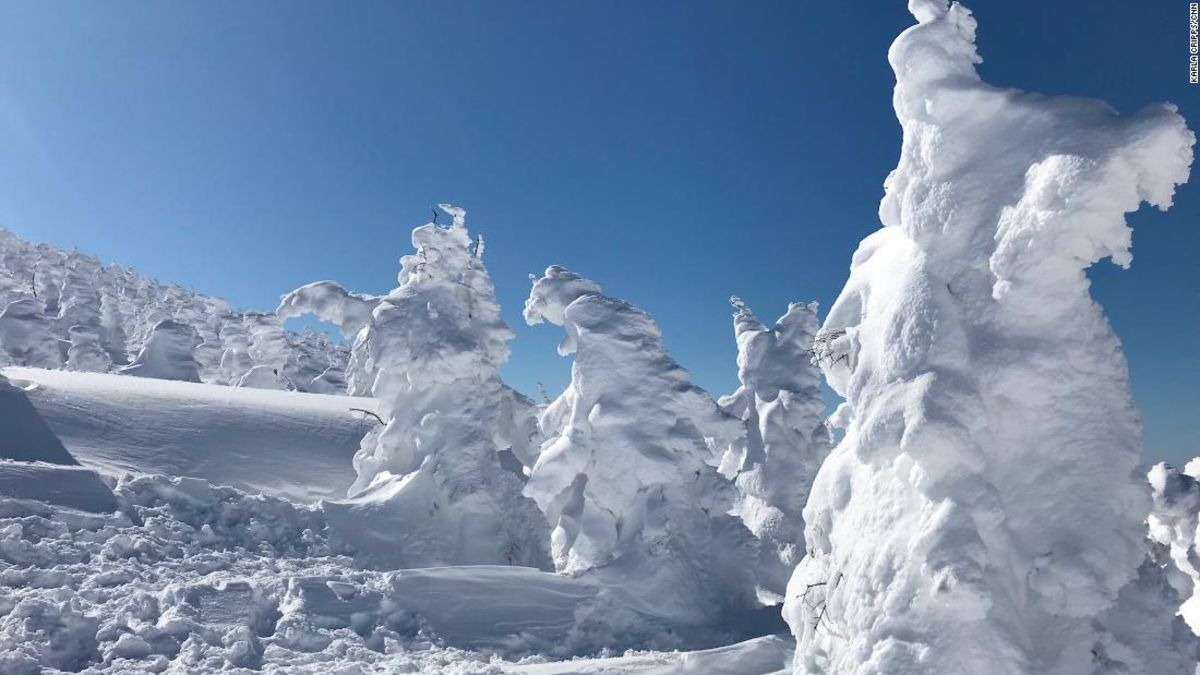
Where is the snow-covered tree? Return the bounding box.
[523,265,758,623]
[1148,461,1200,634]
[0,298,63,369]
[718,297,830,597]
[119,319,202,383]
[66,325,112,372]
[783,2,1196,673]
[322,205,550,570]
[0,227,350,389]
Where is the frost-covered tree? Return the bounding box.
[783,2,1196,673]
[66,325,112,372]
[1148,461,1200,634]
[717,297,830,597]
[322,205,550,569]
[119,319,202,383]
[0,298,63,369]
[523,265,758,622]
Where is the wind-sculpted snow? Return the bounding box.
[118,319,202,383]
[0,228,350,392]
[718,298,831,598]
[524,265,759,626]
[321,205,550,570]
[276,280,382,339]
[1148,461,1200,634]
[0,474,784,673]
[783,2,1195,673]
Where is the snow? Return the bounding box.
[118,319,202,383]
[0,472,790,673]
[4,366,373,502]
[0,228,351,392]
[784,1,1195,674]
[1148,461,1200,633]
[0,2,1194,672]
[524,265,759,625]
[317,205,550,570]
[718,298,831,598]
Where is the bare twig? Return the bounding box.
[350,408,384,425]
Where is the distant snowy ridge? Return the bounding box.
[0,228,350,392]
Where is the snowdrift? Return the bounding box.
[4,366,373,502]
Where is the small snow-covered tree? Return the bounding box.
[321,205,550,570]
[0,298,63,369]
[1148,462,1200,634]
[523,265,758,622]
[783,2,1196,673]
[718,297,830,597]
[65,325,112,372]
[119,319,202,382]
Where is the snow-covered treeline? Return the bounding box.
[0,228,349,392]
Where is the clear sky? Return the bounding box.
[0,1,1196,465]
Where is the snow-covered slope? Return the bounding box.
[3,366,374,501]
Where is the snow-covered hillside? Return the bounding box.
[0,228,350,393]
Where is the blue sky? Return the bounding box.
[0,1,1196,465]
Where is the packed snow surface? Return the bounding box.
[3,366,373,502]
[784,1,1195,674]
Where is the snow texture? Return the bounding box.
[6,366,372,502]
[0,471,788,673]
[523,265,759,626]
[1148,461,1200,633]
[321,205,551,570]
[718,298,831,599]
[784,2,1195,674]
[0,228,350,392]
[118,320,202,383]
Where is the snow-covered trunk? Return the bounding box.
[523,265,758,625]
[718,298,830,598]
[784,2,1195,674]
[322,205,549,570]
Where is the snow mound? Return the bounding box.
[784,2,1195,674]
[0,373,76,466]
[5,366,372,502]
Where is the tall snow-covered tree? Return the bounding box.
[322,205,549,570]
[718,297,830,597]
[523,265,758,623]
[783,2,1196,673]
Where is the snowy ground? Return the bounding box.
[0,367,793,673]
[3,367,373,501]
